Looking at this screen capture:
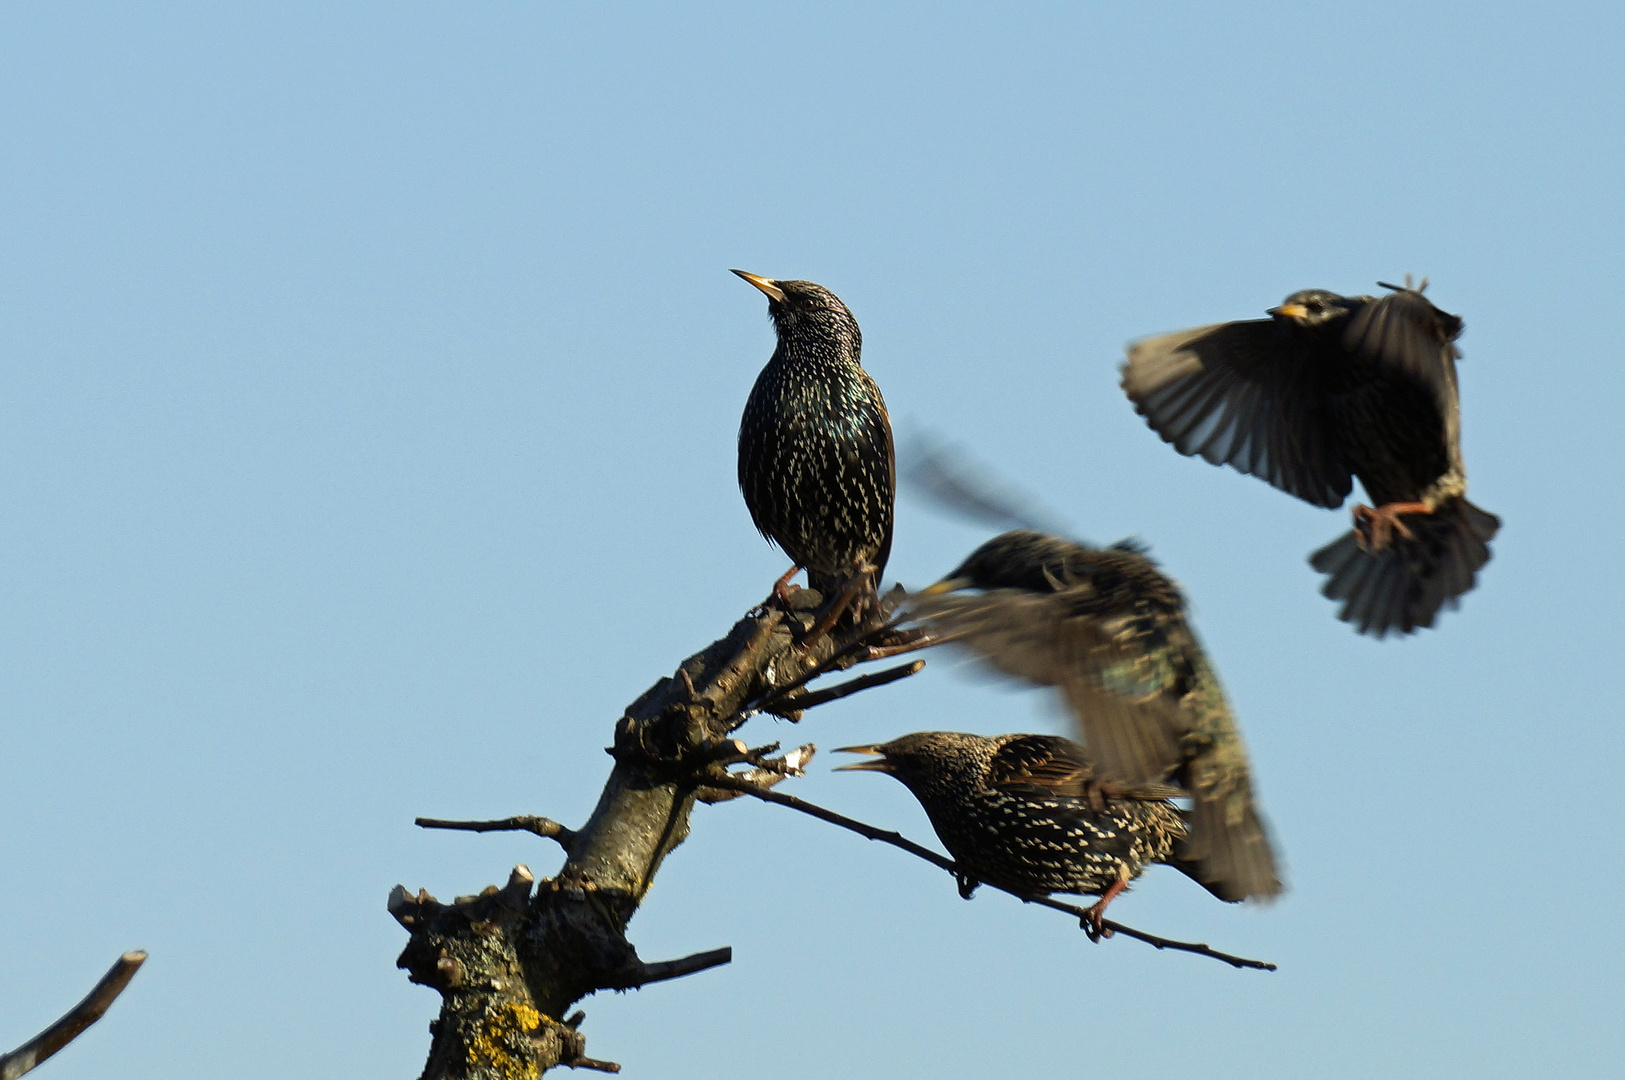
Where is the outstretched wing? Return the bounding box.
[1122,319,1352,509]
[1341,287,1462,422]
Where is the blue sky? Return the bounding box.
[2,3,1621,1077]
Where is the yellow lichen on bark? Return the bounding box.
[466,1001,542,1080]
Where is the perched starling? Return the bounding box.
[907,530,1281,903]
[1122,281,1500,636]
[837,731,1219,929]
[734,271,895,605]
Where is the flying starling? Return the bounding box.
[1122,280,1499,637]
[733,271,895,606]
[907,530,1281,903]
[837,731,1223,932]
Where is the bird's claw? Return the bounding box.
[1080,875,1127,942]
[764,564,805,612]
[956,873,980,900]
[1353,502,1424,552]
[1081,901,1116,942]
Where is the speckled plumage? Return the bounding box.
[734,272,895,598]
[1122,282,1500,636]
[838,732,1192,902]
[907,531,1281,903]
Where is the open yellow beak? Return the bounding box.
[832,745,891,772]
[731,269,786,303]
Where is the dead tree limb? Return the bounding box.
[393,590,919,1077]
[0,951,147,1080]
[391,579,1281,1075]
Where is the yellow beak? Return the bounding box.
[731,269,786,303]
[832,745,891,772]
[1270,302,1310,320]
[917,576,972,596]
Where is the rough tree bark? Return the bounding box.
[390,589,921,1078]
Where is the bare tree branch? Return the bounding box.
[393,597,921,1076]
[763,659,925,718]
[392,582,1273,1077]
[705,774,1278,972]
[416,815,578,851]
[734,610,926,724]
[599,947,734,990]
[562,1055,621,1073]
[0,951,148,1080]
[696,743,815,804]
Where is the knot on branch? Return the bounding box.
[392,868,536,997]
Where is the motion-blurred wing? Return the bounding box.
[900,432,1072,536]
[1123,319,1352,509]
[911,587,1283,901]
[908,587,1189,788]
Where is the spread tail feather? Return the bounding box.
[1309,496,1500,637]
[1172,790,1284,903]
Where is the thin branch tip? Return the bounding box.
[415,814,577,851]
[711,775,1276,971]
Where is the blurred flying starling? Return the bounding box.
[907,530,1282,903]
[837,731,1224,932]
[734,271,895,606]
[1122,280,1499,637]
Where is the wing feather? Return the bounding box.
[1123,319,1352,509]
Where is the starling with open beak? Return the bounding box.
[907,530,1282,903]
[733,271,895,609]
[1122,280,1499,636]
[836,731,1217,933]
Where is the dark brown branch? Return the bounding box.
[562,1056,621,1073]
[764,660,925,718]
[707,774,956,869]
[601,947,733,990]
[1008,894,1275,969]
[0,951,147,1080]
[739,616,910,720]
[416,815,577,851]
[397,600,913,1076]
[706,776,1277,972]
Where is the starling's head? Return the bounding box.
[1268,289,1350,327]
[835,731,993,795]
[921,530,1083,595]
[731,270,862,358]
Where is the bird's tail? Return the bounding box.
[1308,496,1500,637]
[1171,783,1284,904]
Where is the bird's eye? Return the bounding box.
[1306,299,1322,312]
